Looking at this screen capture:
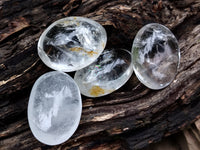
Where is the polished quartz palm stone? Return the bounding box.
[28,71,82,145]
[74,49,133,97]
[38,17,107,72]
[132,23,180,89]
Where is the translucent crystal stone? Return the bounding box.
[28,71,82,145]
[38,17,107,72]
[74,49,133,97]
[132,23,180,89]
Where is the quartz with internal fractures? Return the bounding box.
[132,23,180,89]
[74,49,133,97]
[38,17,107,72]
[28,71,82,145]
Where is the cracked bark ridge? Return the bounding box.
[0,0,200,149]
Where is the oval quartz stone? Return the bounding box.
[38,17,107,72]
[74,49,133,97]
[28,71,82,145]
[132,23,180,89]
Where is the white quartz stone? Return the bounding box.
[38,17,107,72]
[132,23,180,89]
[74,49,133,97]
[28,71,82,145]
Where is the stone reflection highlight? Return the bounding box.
[132,23,180,89]
[28,71,82,145]
[38,17,107,72]
[74,49,133,97]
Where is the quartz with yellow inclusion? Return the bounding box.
[89,86,105,97]
[69,47,98,56]
[74,49,134,97]
[38,17,107,72]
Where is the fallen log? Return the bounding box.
[0,0,200,149]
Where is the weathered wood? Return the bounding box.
[144,119,200,150]
[0,0,200,149]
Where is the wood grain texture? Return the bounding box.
[0,0,200,149]
[144,119,200,150]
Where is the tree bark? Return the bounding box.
[0,0,200,149]
[144,119,200,150]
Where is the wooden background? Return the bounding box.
[0,0,200,149]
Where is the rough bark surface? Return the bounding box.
[0,0,200,149]
[144,119,200,150]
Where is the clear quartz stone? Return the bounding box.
[74,49,133,97]
[132,23,180,89]
[38,17,107,72]
[28,71,82,145]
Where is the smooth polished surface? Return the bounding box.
[28,71,82,145]
[38,17,107,72]
[132,23,180,89]
[74,49,133,97]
